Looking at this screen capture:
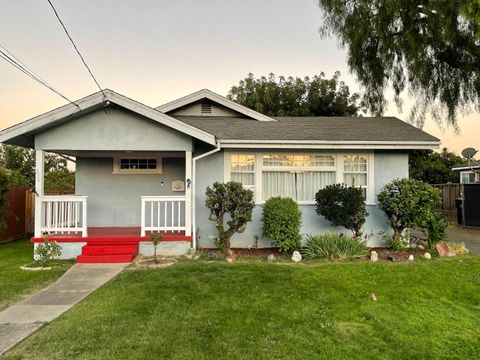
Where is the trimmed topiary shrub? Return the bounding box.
[205,181,255,255]
[262,197,302,252]
[315,183,368,238]
[303,232,368,260]
[377,178,441,244]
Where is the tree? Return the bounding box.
[0,168,10,232]
[317,1,480,126]
[228,72,363,116]
[409,148,464,184]
[205,182,255,256]
[0,145,74,191]
[377,178,441,243]
[315,184,368,239]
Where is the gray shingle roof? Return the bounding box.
[172,116,440,143]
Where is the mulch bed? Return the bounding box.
[368,247,427,262]
[200,248,281,256]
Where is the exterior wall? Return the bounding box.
[195,150,409,248]
[169,101,244,117]
[139,241,191,256]
[76,156,185,227]
[34,242,86,260]
[35,106,193,151]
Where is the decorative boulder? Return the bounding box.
[226,257,235,263]
[424,252,432,260]
[267,254,276,262]
[418,245,425,250]
[408,254,414,261]
[370,251,378,262]
[291,251,302,262]
[435,242,456,257]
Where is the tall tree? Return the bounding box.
[228,72,363,116]
[317,1,480,127]
[409,148,464,184]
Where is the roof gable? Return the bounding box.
[156,89,276,122]
[0,89,216,147]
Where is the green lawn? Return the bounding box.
[0,239,72,311]
[4,256,480,359]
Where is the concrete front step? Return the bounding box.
[82,245,138,255]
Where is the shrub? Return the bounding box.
[35,236,62,264]
[423,213,449,250]
[379,230,410,250]
[315,183,368,238]
[262,197,302,252]
[303,232,368,260]
[0,168,10,232]
[377,178,441,244]
[150,232,164,263]
[205,181,255,254]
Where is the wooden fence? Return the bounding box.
[433,183,463,219]
[0,186,28,243]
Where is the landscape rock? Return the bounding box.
[410,243,417,249]
[418,245,425,250]
[226,257,234,263]
[267,254,276,262]
[408,255,414,261]
[423,252,432,260]
[291,251,302,262]
[185,254,193,260]
[370,251,378,262]
[435,242,456,257]
[193,254,201,260]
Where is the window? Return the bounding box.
[461,171,477,184]
[343,155,368,197]
[230,154,255,191]
[262,154,336,202]
[113,156,162,174]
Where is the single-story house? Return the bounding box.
[0,89,439,262]
[452,162,480,184]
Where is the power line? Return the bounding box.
[46,0,106,100]
[0,44,80,107]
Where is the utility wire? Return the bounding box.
[0,44,80,107]
[46,0,106,100]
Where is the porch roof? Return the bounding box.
[0,89,217,148]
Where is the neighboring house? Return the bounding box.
[0,89,439,262]
[452,163,480,184]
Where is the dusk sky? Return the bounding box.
[0,0,478,154]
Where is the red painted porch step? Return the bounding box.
[77,239,139,264]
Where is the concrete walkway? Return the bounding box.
[0,263,128,356]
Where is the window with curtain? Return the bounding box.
[343,155,368,197]
[230,154,255,191]
[262,154,336,202]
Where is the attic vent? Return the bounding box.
[201,102,212,114]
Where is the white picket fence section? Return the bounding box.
[41,195,88,237]
[141,196,188,236]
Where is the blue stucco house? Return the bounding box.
[0,89,440,262]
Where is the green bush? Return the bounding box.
[35,236,62,264]
[262,197,302,252]
[303,232,368,260]
[205,181,255,254]
[150,232,164,263]
[377,178,441,244]
[315,183,368,238]
[0,168,10,232]
[423,213,449,250]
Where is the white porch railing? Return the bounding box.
[41,196,88,237]
[141,196,188,236]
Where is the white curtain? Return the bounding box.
[262,172,296,199]
[344,173,367,187]
[296,171,336,201]
[262,171,335,201]
[231,172,254,186]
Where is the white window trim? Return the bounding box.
[460,171,477,184]
[224,152,375,205]
[113,155,163,175]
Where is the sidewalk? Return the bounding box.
[0,263,128,356]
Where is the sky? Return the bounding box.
[0,0,478,154]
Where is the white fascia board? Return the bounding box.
[0,89,217,146]
[218,139,440,150]
[156,89,276,122]
[452,166,480,171]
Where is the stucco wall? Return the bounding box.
[194,150,409,248]
[76,157,186,227]
[35,106,193,151]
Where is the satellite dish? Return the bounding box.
[461,147,478,159]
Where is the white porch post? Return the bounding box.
[34,150,44,238]
[185,150,192,237]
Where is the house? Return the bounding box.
[452,162,480,184]
[0,89,440,262]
